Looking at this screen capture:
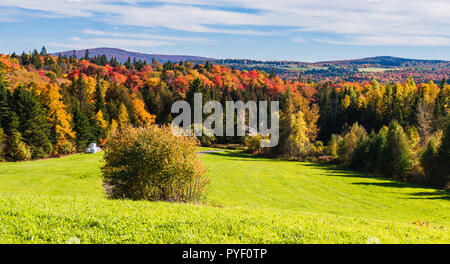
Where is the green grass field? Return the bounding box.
[0,150,448,243]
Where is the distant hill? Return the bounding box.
[52,47,213,63]
[52,48,448,67]
[50,48,448,83]
[313,56,448,67]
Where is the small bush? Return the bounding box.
[102,125,209,202]
[244,133,264,154]
[311,141,324,156]
[197,129,217,147]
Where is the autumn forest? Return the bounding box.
[0,47,449,189]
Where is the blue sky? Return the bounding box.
[0,0,449,62]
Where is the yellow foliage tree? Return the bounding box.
[96,110,108,130]
[132,98,156,126]
[41,83,75,154]
[118,103,129,130]
[96,110,108,146]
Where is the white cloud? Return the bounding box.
[293,37,305,43]
[1,0,449,46]
[315,35,450,46]
[81,29,213,44]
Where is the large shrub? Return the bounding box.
[102,125,208,202]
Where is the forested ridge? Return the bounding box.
[0,47,448,188]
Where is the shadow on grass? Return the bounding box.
[406,191,450,201]
[300,163,450,201]
[201,150,276,162]
[202,150,450,201]
[353,182,450,200]
[300,163,376,179]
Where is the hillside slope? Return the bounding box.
[0,151,448,243]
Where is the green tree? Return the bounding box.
[10,86,53,158]
[0,70,13,131]
[436,120,450,188]
[31,49,42,69]
[40,46,48,56]
[95,76,109,122]
[0,128,5,161]
[5,131,31,161]
[421,132,441,186]
[73,103,93,151]
[382,121,413,180]
[0,71,30,161]
[117,103,129,130]
[423,120,450,188]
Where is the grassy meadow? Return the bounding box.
[357,67,402,72]
[0,150,448,243]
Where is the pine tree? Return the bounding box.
[436,119,450,188]
[0,128,5,161]
[423,119,450,188]
[31,49,42,69]
[10,86,53,158]
[124,57,132,70]
[0,70,11,131]
[73,103,93,151]
[40,46,48,56]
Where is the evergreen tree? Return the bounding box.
[95,76,109,122]
[124,57,132,70]
[0,128,5,161]
[436,119,450,188]
[73,103,93,151]
[0,71,20,135]
[99,55,108,66]
[20,52,30,65]
[382,121,413,180]
[10,86,53,158]
[423,119,450,188]
[0,70,11,131]
[40,46,48,56]
[31,49,42,69]
[421,132,441,186]
[0,74,31,161]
